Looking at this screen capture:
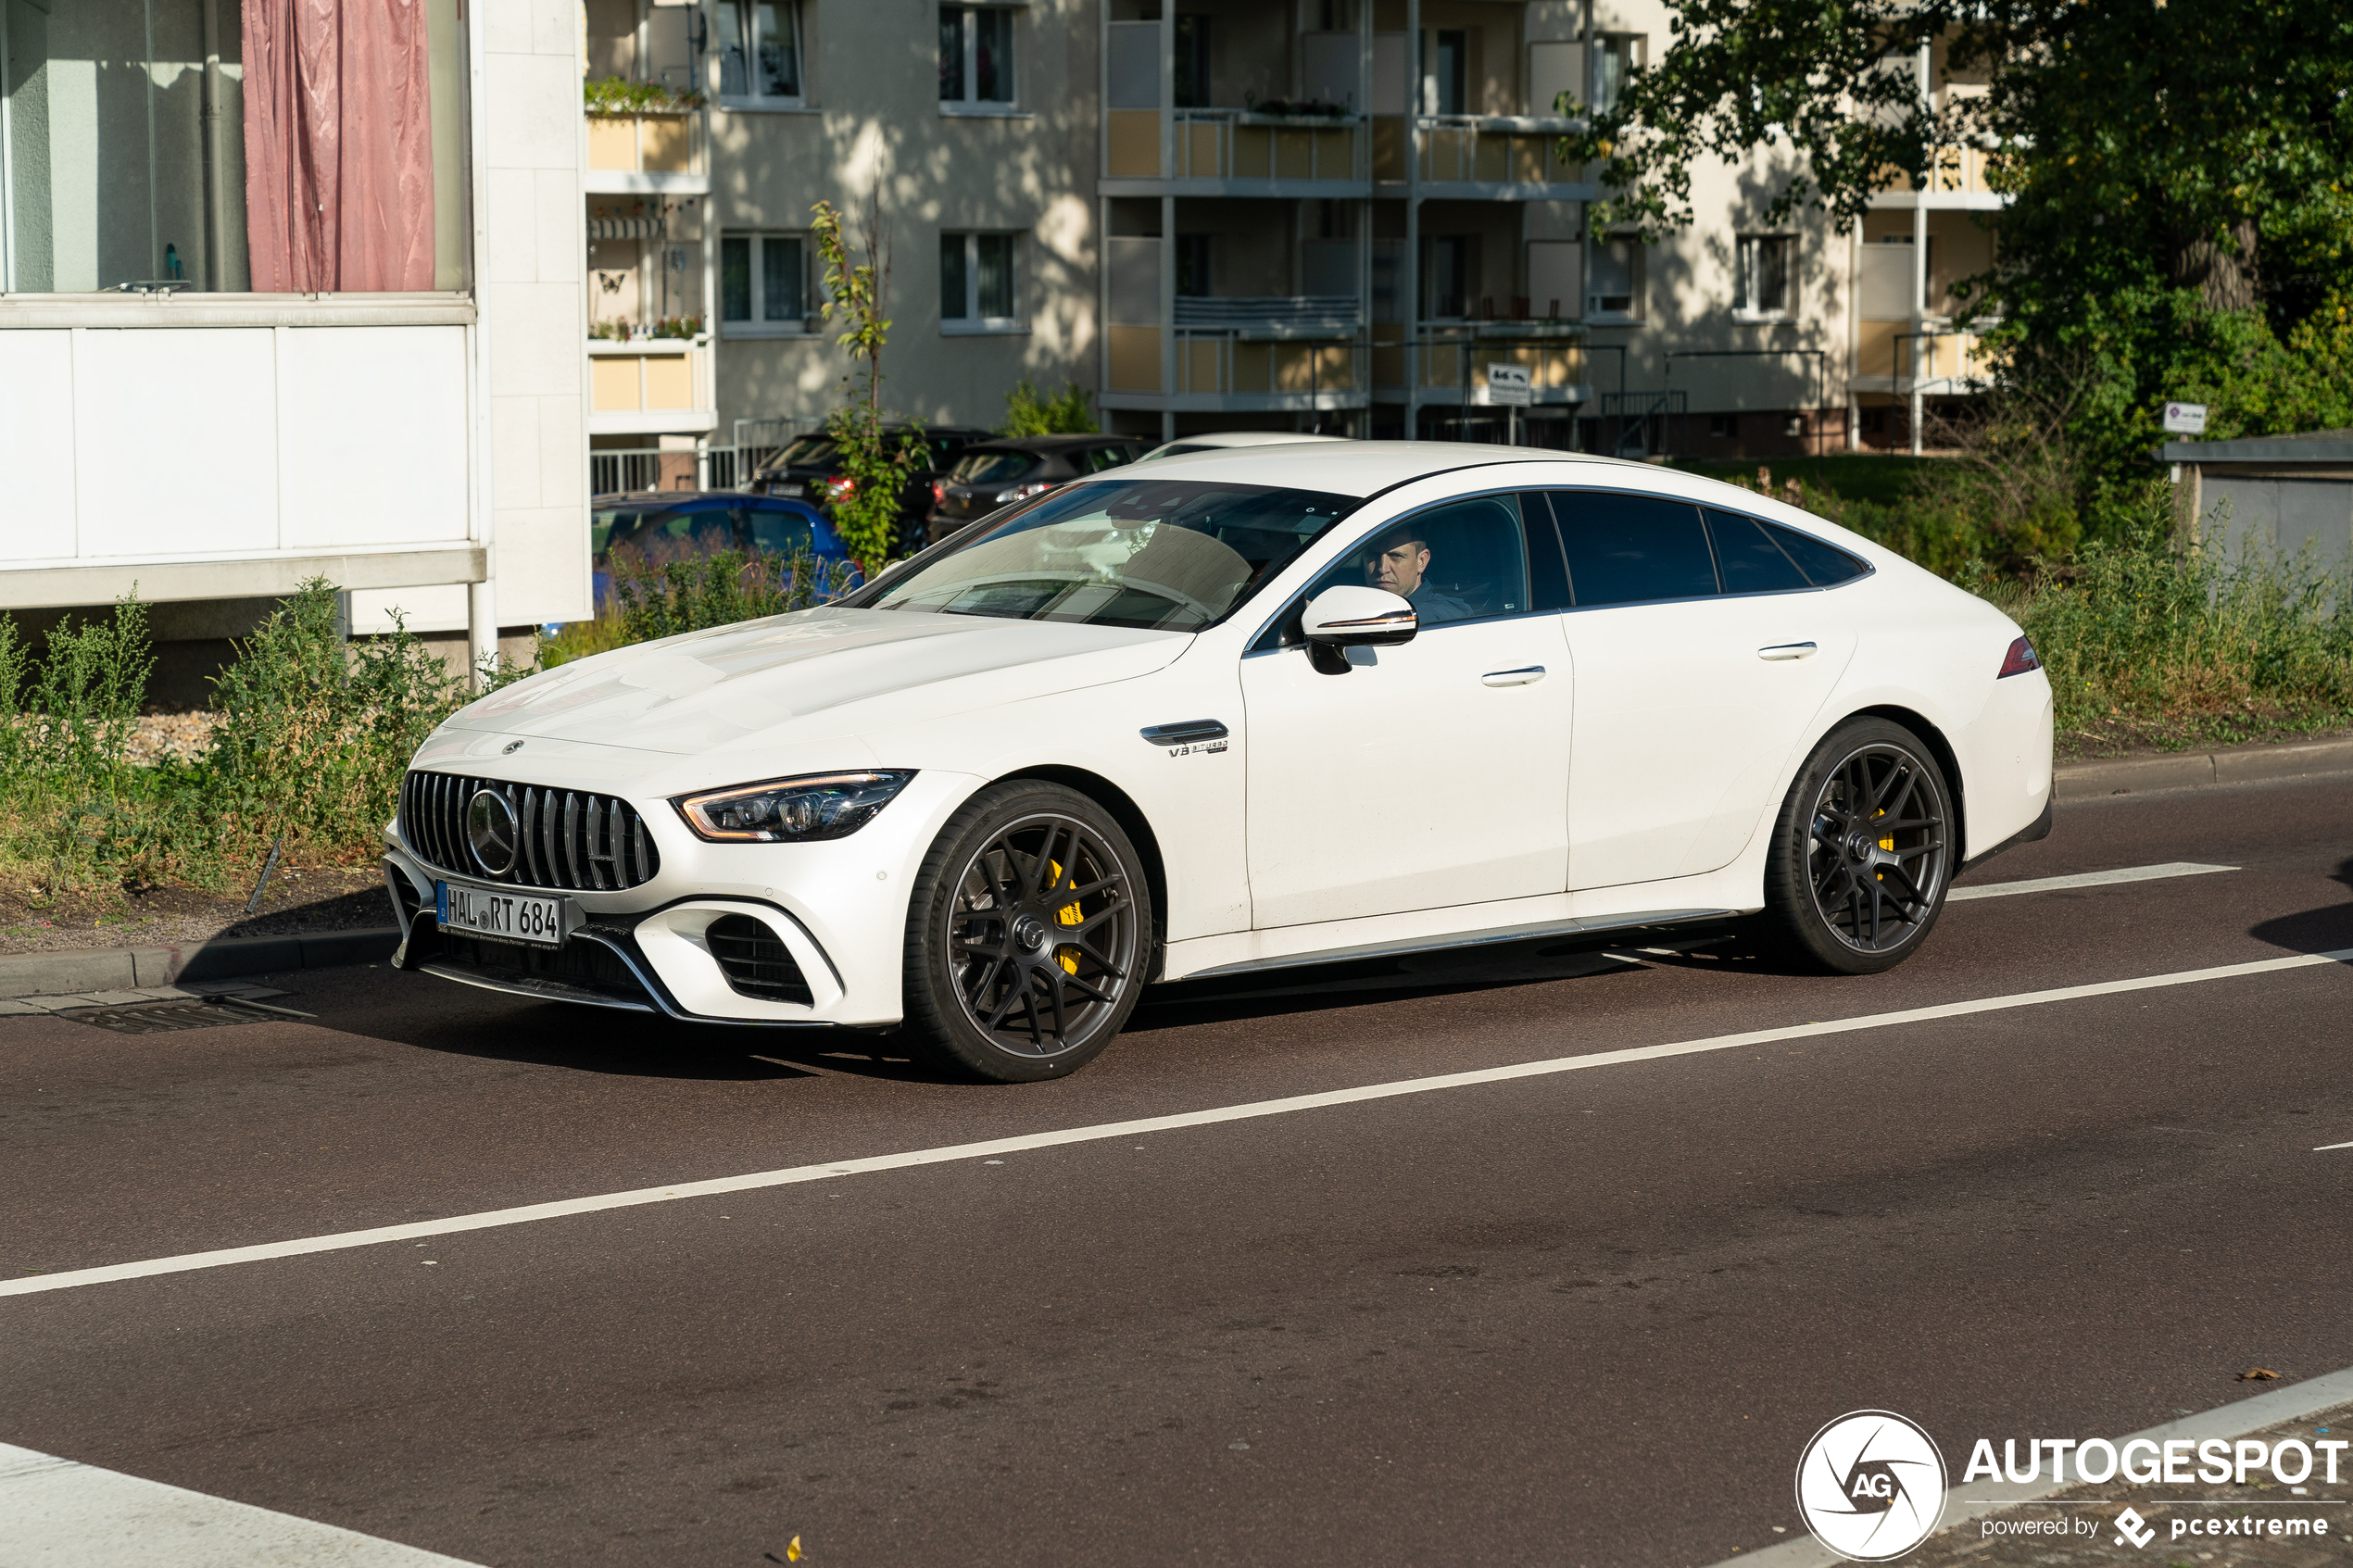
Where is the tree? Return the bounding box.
[1560,0,2353,528]
[811,197,923,571]
[998,379,1100,435]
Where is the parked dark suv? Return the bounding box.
[925,435,1147,541]
[746,425,991,549]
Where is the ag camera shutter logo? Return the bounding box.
[1795,1410,1948,1561]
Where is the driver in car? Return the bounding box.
[1365,524,1472,623]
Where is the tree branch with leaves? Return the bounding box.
[812,197,925,572]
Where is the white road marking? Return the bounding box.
[5,947,2348,1301]
[1947,861,2236,902]
[0,1443,483,1566]
[2314,1140,2353,1151]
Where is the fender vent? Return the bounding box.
[705,914,812,1005]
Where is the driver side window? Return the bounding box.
[1296,494,1532,633]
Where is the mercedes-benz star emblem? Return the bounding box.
[502,739,525,755]
[466,789,521,876]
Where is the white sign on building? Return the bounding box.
[2163,402,2208,436]
[1483,364,1533,407]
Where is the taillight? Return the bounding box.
[931,480,946,505]
[824,475,856,502]
[1997,635,2040,678]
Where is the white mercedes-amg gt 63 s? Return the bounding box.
[384,443,2054,1081]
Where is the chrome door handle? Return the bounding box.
[1757,643,1818,661]
[1481,665,1546,686]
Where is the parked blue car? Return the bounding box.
[590,491,857,609]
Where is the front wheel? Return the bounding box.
[1757,718,1955,974]
[902,782,1152,1082]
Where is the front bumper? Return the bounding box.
[379,767,982,1028]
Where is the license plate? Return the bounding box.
[436,881,565,947]
[774,482,805,497]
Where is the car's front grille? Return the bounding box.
[399,771,662,891]
[705,914,813,1004]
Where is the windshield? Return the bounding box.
[860,478,1359,632]
[769,435,837,470]
[951,450,1039,485]
[594,505,732,566]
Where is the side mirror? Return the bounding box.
[1300,586,1416,673]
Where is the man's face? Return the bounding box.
[1367,538,1430,596]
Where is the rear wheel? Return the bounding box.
[903,782,1151,1082]
[1758,718,1954,974]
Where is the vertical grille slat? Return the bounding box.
[561,792,582,889]
[395,770,660,892]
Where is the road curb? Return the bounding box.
[2055,734,2353,801]
[0,928,401,1000]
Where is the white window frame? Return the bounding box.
[1732,232,1795,320]
[939,4,1020,116]
[1591,32,1643,114]
[1585,234,1642,322]
[716,0,808,112]
[940,230,1026,334]
[720,232,813,338]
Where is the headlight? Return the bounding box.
[673,771,915,843]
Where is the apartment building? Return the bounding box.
[0,0,589,684]
[578,0,2004,474]
[580,0,1100,483]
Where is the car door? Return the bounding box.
[1540,489,1859,891]
[1240,493,1573,930]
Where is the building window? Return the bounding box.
[1175,235,1214,296]
[939,6,1015,108]
[1173,16,1211,108]
[717,0,804,105]
[1426,30,1466,115]
[1735,234,1793,318]
[1592,33,1643,114]
[1424,234,1471,319]
[721,233,808,332]
[941,232,1020,330]
[1,0,466,294]
[1587,236,1641,320]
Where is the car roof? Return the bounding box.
[1117,440,1678,497]
[963,434,1134,454]
[1161,431,1347,449]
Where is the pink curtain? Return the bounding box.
[243,0,437,293]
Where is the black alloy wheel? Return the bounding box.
[904,783,1151,1081]
[1759,718,1954,974]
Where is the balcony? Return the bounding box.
[1374,324,1591,406]
[1869,144,2007,211]
[587,337,718,436]
[1105,108,1369,196]
[1379,116,1593,200]
[1851,322,1996,396]
[1101,295,1366,410]
[585,111,709,196]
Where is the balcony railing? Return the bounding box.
[1855,321,1998,389]
[1871,144,2006,202]
[585,111,708,191]
[1406,116,1583,187]
[1369,328,1588,400]
[1176,332,1364,399]
[587,337,717,433]
[1170,110,1365,184]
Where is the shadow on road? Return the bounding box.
[2249,856,2353,955]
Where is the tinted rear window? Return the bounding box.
[771,436,838,470]
[1552,491,1719,606]
[952,451,1040,484]
[1764,521,1870,585]
[743,507,816,555]
[1706,508,1813,595]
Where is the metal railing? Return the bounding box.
[1172,110,1363,182]
[1175,332,1365,398]
[591,446,748,496]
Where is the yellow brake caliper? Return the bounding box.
[1875,809,1894,879]
[1050,860,1083,973]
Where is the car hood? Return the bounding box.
[441,606,1191,758]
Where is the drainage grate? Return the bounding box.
[60,996,314,1035]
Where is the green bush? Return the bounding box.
[0,596,160,881]
[1000,379,1099,436]
[607,546,855,646]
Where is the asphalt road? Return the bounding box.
[6,775,2352,1567]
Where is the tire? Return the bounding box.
[1757,718,1956,975]
[903,782,1153,1082]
